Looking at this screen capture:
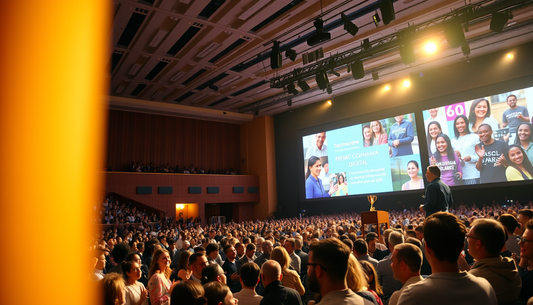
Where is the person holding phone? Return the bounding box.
[333,173,348,196]
[305,156,338,199]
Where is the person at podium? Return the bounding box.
[305,156,338,199]
[419,165,453,217]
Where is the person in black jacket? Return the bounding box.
[419,165,453,217]
[259,260,303,305]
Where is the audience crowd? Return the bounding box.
[94,198,533,305]
[126,162,238,175]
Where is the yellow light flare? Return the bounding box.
[403,80,411,88]
[424,42,438,54]
[327,100,332,105]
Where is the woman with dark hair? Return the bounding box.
[505,144,533,181]
[468,98,499,133]
[363,125,373,147]
[371,120,388,146]
[203,281,238,305]
[122,261,149,305]
[170,281,206,305]
[360,261,383,305]
[148,249,178,305]
[401,160,424,190]
[451,115,480,185]
[431,134,463,186]
[201,264,227,285]
[333,173,348,196]
[426,121,442,156]
[305,156,338,199]
[176,251,192,281]
[515,122,533,167]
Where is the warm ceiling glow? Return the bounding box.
[506,53,514,59]
[384,85,391,91]
[424,42,437,54]
[403,80,411,88]
[327,99,332,105]
[177,204,185,210]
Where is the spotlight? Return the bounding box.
[307,18,331,46]
[208,84,218,91]
[403,80,411,88]
[287,99,292,107]
[297,79,310,92]
[327,99,332,105]
[461,44,471,56]
[362,38,371,51]
[444,23,466,48]
[372,72,379,81]
[380,0,395,25]
[424,42,437,54]
[351,60,365,79]
[287,83,299,95]
[384,85,391,91]
[285,48,297,61]
[400,42,416,64]
[341,13,359,36]
[270,41,282,69]
[373,12,381,27]
[507,53,514,59]
[490,11,511,33]
[327,86,332,94]
[315,71,329,90]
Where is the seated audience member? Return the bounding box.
[360,259,382,302]
[518,219,533,303]
[170,281,206,305]
[307,238,372,305]
[189,253,208,284]
[259,260,303,305]
[499,214,521,259]
[461,219,521,304]
[354,239,378,270]
[237,243,257,273]
[377,231,404,298]
[201,264,227,285]
[148,249,179,305]
[254,241,273,267]
[204,281,238,305]
[234,263,263,305]
[294,237,309,275]
[122,260,149,305]
[270,246,305,295]
[397,212,497,305]
[388,244,424,305]
[176,251,192,281]
[366,232,388,260]
[283,238,302,274]
[108,242,132,274]
[404,237,421,250]
[102,272,126,305]
[222,245,241,293]
[91,249,107,281]
[347,254,379,305]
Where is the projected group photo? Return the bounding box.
[302,113,424,199]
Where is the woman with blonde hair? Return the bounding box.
[360,260,383,305]
[270,246,305,295]
[347,255,379,305]
[102,272,126,305]
[148,249,178,305]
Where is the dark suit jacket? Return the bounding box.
[294,250,308,276]
[260,281,303,305]
[373,249,390,261]
[422,178,453,217]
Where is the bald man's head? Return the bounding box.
[261,260,282,286]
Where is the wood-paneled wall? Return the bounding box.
[106,110,241,172]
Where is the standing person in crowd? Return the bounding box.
[518,219,533,303]
[426,121,443,156]
[499,214,521,259]
[388,244,424,305]
[376,231,404,299]
[305,156,338,199]
[501,94,530,143]
[170,281,206,305]
[515,122,533,166]
[206,243,222,266]
[103,272,126,305]
[305,132,328,159]
[270,246,305,295]
[255,241,273,267]
[363,125,373,147]
[469,98,499,133]
[294,237,309,276]
[108,242,132,274]
[234,263,263,305]
[475,124,508,183]
[430,134,463,186]
[176,251,192,281]
[260,260,303,305]
[284,238,301,274]
[505,145,533,181]
[397,212,497,305]
[204,281,238,305]
[237,243,257,273]
[451,115,480,185]
[126,253,149,287]
[460,219,521,304]
[189,253,209,284]
[401,160,424,191]
[148,249,178,305]
[353,239,378,270]
[91,249,107,281]
[222,245,241,293]
[346,254,379,305]
[360,261,383,305]
[201,264,227,285]
[123,260,149,305]
[419,165,453,217]
[371,120,388,146]
[388,114,414,157]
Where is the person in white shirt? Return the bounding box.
[388,243,424,305]
[234,263,263,305]
[305,132,328,159]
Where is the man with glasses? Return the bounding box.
[307,238,371,304]
[518,219,533,303]
[189,252,208,284]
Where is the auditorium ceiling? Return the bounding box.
[109,0,533,123]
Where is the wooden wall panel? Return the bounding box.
[106,110,241,172]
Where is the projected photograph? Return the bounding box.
[422,86,533,186]
[302,113,423,199]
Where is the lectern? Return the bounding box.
[361,210,389,240]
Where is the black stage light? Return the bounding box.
[400,42,416,64]
[270,41,282,69]
[287,83,299,95]
[341,13,359,36]
[285,48,297,61]
[362,38,371,51]
[307,18,331,46]
[373,12,381,27]
[287,99,292,107]
[298,79,310,92]
[490,11,509,33]
[461,44,471,56]
[444,23,466,48]
[316,71,329,90]
[327,85,332,94]
[380,0,395,25]
[351,60,364,79]
[372,72,379,81]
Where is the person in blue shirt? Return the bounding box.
[388,115,414,157]
[305,156,338,199]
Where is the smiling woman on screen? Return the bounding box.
[305,156,338,199]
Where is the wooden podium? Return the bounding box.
[361,210,390,240]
